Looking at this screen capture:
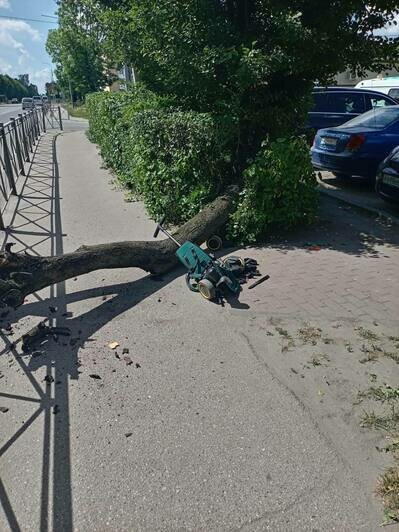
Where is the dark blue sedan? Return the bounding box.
[311,106,399,179]
[376,147,399,203]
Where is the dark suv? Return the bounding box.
[308,87,397,131]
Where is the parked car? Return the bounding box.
[308,87,397,131]
[376,146,399,203]
[11,98,18,104]
[311,105,399,179]
[21,97,33,110]
[355,76,399,102]
[33,95,43,107]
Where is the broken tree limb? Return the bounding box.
[0,188,237,308]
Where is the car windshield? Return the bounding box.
[336,106,399,129]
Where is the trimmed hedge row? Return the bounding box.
[86,87,233,224]
[86,87,317,241]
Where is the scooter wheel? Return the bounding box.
[186,272,199,292]
[198,279,216,300]
[206,235,223,251]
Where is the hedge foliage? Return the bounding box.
[86,86,234,223]
[228,137,318,244]
[87,88,317,241]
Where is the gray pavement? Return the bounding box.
[318,171,399,222]
[0,125,398,531]
[0,104,23,125]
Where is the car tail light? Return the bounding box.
[346,133,365,151]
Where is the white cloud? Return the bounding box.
[29,67,51,87]
[0,19,42,66]
[0,0,11,9]
[0,19,41,41]
[0,57,11,74]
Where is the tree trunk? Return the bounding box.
[0,189,237,308]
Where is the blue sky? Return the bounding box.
[0,0,57,92]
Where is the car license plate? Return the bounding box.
[322,137,337,147]
[383,174,399,188]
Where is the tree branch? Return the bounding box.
[0,189,237,308]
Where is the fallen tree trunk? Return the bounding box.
[0,189,237,308]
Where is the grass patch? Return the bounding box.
[298,324,322,345]
[64,103,89,119]
[356,383,399,525]
[376,468,399,525]
[275,326,295,352]
[359,343,383,364]
[355,327,379,341]
[384,351,399,364]
[360,411,399,432]
[308,353,330,367]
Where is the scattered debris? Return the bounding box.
[31,350,45,357]
[89,374,101,380]
[108,341,119,350]
[248,274,270,290]
[18,321,71,353]
[345,342,354,353]
[0,406,9,413]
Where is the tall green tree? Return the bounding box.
[46,0,108,100]
[0,75,38,101]
[98,0,399,166]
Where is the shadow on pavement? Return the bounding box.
[254,195,399,258]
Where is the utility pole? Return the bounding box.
[69,79,73,107]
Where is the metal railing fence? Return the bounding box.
[0,105,63,229]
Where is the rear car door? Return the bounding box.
[364,93,396,110]
[308,92,330,130]
[325,92,366,128]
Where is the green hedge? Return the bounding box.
[87,87,234,224]
[228,137,318,244]
[87,88,317,240]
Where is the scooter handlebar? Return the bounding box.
[153,215,166,238]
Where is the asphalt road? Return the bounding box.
[0,103,24,125]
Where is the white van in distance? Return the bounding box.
[355,76,399,101]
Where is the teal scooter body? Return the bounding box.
[153,217,241,300]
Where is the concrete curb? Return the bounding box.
[318,184,399,225]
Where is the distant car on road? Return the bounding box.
[11,98,18,104]
[22,97,33,110]
[308,87,397,131]
[311,105,399,180]
[376,147,399,203]
[33,95,44,107]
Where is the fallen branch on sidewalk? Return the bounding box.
[0,189,237,309]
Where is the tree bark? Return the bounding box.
[0,189,237,308]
